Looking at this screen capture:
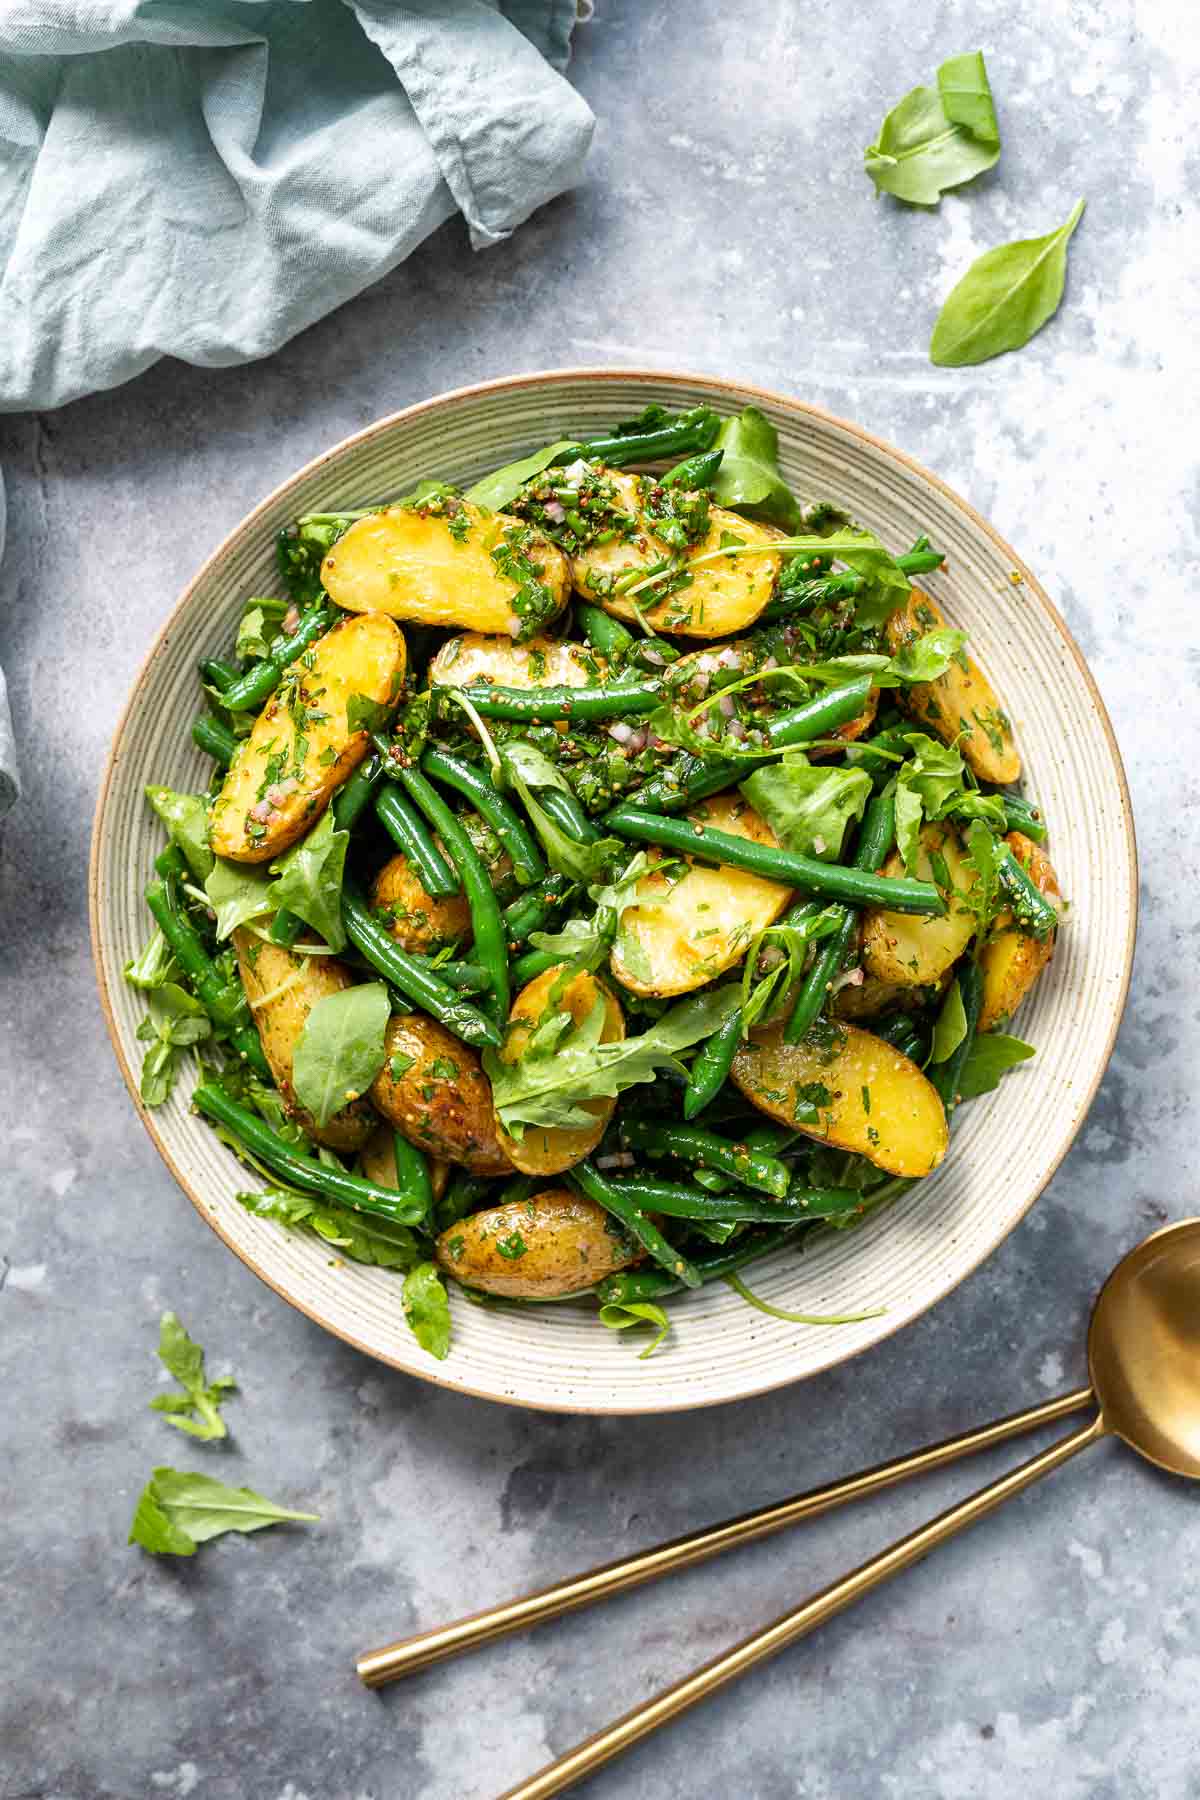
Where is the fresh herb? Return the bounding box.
[128,1468,317,1558]
[490,524,561,642]
[465,439,579,512]
[598,1300,671,1358]
[496,1232,528,1261]
[235,598,287,662]
[710,407,801,530]
[931,199,1086,367]
[203,857,276,939]
[268,811,348,950]
[930,978,968,1065]
[500,741,620,883]
[145,787,214,883]
[740,756,871,861]
[793,1080,834,1124]
[958,1031,1036,1098]
[136,984,212,1105]
[346,693,395,736]
[149,1312,236,1440]
[291,981,390,1128]
[865,51,1000,205]
[403,1262,452,1360]
[236,1188,420,1269]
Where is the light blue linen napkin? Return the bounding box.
[0,0,594,814]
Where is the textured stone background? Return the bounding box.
[2,5,1197,1797]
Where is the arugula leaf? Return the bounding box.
[128,1467,317,1557]
[346,692,396,736]
[149,1312,236,1441]
[135,984,212,1106]
[269,811,348,950]
[893,734,967,872]
[403,1262,452,1360]
[740,756,871,861]
[797,627,966,692]
[500,742,620,883]
[486,987,740,1136]
[598,1301,671,1358]
[931,199,1086,367]
[741,910,841,1029]
[236,1188,420,1269]
[961,817,1004,937]
[929,978,967,1065]
[145,787,214,883]
[291,981,390,1128]
[204,857,276,939]
[235,597,287,662]
[865,53,1000,205]
[464,440,579,512]
[124,928,178,991]
[958,1031,1036,1099]
[711,407,801,530]
[529,913,613,975]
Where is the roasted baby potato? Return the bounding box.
[862,825,976,988]
[370,1015,512,1174]
[232,930,376,1152]
[321,502,570,638]
[495,966,625,1176]
[429,631,600,691]
[369,853,471,954]
[886,589,1020,785]
[731,1019,948,1178]
[979,832,1061,1031]
[211,612,405,863]
[572,470,784,638]
[360,1124,450,1203]
[436,1188,640,1299]
[610,792,793,997]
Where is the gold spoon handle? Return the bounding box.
[356,1385,1092,1688]
[499,1411,1107,1800]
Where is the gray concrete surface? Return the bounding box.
[2,5,1198,1796]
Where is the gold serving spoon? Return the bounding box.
[358,1219,1200,1800]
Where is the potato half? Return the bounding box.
[321,503,570,638]
[211,612,405,863]
[495,966,625,1177]
[232,930,376,1152]
[862,825,976,988]
[886,589,1020,785]
[979,832,1061,1031]
[369,853,471,954]
[436,1188,640,1299]
[369,1014,512,1174]
[610,792,793,998]
[731,1019,948,1178]
[429,631,600,691]
[572,470,783,638]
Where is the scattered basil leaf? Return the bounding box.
[710,407,802,530]
[291,981,390,1128]
[930,199,1086,367]
[236,1189,420,1269]
[740,756,871,862]
[135,984,212,1105]
[598,1301,671,1358]
[124,928,178,991]
[865,52,1000,205]
[128,1467,318,1558]
[403,1262,452,1360]
[145,787,214,882]
[958,1031,1036,1098]
[930,978,968,1065]
[149,1312,236,1441]
[268,811,348,950]
[204,858,276,939]
[464,440,579,512]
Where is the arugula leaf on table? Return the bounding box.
[929,978,967,1065]
[931,200,1086,367]
[269,811,348,950]
[136,984,212,1106]
[124,928,179,991]
[464,440,579,512]
[236,1188,420,1270]
[958,1031,1036,1098]
[128,1467,317,1558]
[203,857,276,940]
[500,742,621,884]
[711,407,802,530]
[145,787,214,883]
[740,755,871,861]
[149,1312,236,1440]
[598,1301,671,1358]
[486,986,740,1136]
[865,51,1000,206]
[291,981,390,1128]
[403,1262,452,1360]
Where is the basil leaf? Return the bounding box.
[740,756,871,862]
[128,1467,317,1557]
[937,50,1000,144]
[291,981,390,1128]
[865,54,1000,205]
[269,811,348,950]
[236,1188,420,1270]
[958,1031,1036,1099]
[711,407,801,529]
[145,786,214,882]
[598,1301,670,1358]
[930,978,968,1065]
[403,1262,452,1360]
[931,199,1086,367]
[149,1311,236,1441]
[204,858,276,939]
[464,440,579,512]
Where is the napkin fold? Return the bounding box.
[0,0,594,814]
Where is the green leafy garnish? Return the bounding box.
[125,928,178,991]
[346,692,395,736]
[236,1188,420,1269]
[403,1262,452,1360]
[268,811,348,950]
[136,984,212,1105]
[958,1031,1036,1098]
[740,756,871,861]
[598,1300,671,1358]
[931,199,1086,367]
[710,407,801,530]
[149,1312,236,1440]
[235,597,287,662]
[128,1468,317,1558]
[500,742,620,883]
[929,978,967,1066]
[291,981,390,1128]
[145,787,214,883]
[203,857,276,939]
[865,52,1000,206]
[725,1272,884,1325]
[464,440,579,512]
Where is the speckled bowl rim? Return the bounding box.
[89,367,1138,1414]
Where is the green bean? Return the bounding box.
[341,884,501,1049]
[509,947,564,988]
[549,407,721,471]
[440,681,662,723]
[1000,795,1049,844]
[692,1167,734,1194]
[192,1084,425,1225]
[930,960,984,1114]
[873,1013,920,1050]
[144,875,270,1080]
[331,755,383,832]
[191,715,237,766]
[601,1174,865,1225]
[417,959,491,994]
[534,785,601,843]
[660,448,724,490]
[218,602,335,714]
[786,789,896,1042]
[577,602,636,661]
[568,1161,702,1289]
[606,803,944,916]
[502,874,575,946]
[624,675,875,814]
[391,1132,433,1228]
[595,1224,802,1305]
[997,844,1058,939]
[200,657,240,692]
[421,747,545,887]
[620,1118,790,1198]
[398,767,510,1024]
[681,1006,743,1121]
[848,724,916,789]
[437,1168,492,1232]
[374,787,460,899]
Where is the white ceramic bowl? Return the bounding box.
[90,370,1137,1413]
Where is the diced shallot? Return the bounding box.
[718,693,737,718]
[609,722,634,745]
[830,966,865,995]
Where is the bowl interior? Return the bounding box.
[90,371,1136,1412]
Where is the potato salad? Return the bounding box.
[128,403,1061,1361]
